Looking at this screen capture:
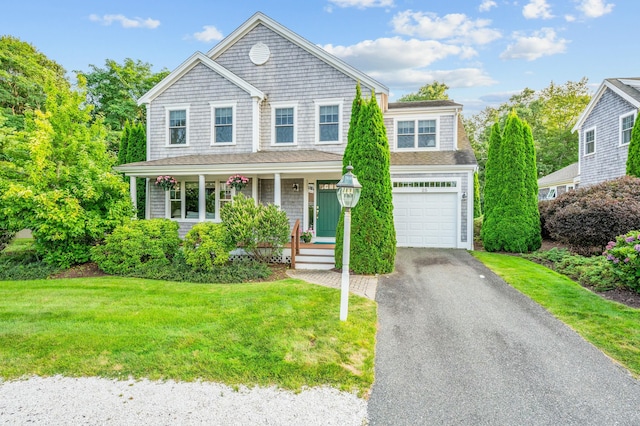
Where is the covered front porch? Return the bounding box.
[115,150,345,243]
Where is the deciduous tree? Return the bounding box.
[398,81,450,101]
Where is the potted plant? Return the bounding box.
[301,228,313,243]
[155,175,177,191]
[226,174,249,191]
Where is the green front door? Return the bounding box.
[316,180,341,237]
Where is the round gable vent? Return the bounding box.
[249,42,270,65]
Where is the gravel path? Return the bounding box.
[0,376,368,425]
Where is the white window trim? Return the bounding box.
[210,101,237,146]
[394,116,440,150]
[271,102,298,146]
[619,111,636,146]
[165,105,190,147]
[314,99,343,145]
[584,126,596,156]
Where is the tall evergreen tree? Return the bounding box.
[335,89,396,274]
[473,172,482,218]
[118,122,130,166]
[626,116,640,177]
[482,111,540,252]
[125,122,147,218]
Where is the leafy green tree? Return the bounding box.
[0,36,68,129]
[335,89,396,274]
[78,58,169,130]
[1,76,133,267]
[481,111,540,252]
[626,115,640,177]
[398,81,449,101]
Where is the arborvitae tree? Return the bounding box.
[473,172,482,218]
[126,122,147,218]
[480,122,502,243]
[335,89,396,274]
[118,121,130,166]
[626,115,640,177]
[482,111,540,252]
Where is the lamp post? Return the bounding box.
[336,164,362,321]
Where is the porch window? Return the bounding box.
[219,182,233,211]
[205,182,216,219]
[170,186,181,218]
[397,118,438,149]
[271,103,297,145]
[167,108,188,145]
[166,179,252,220]
[211,102,236,145]
[620,112,635,145]
[585,128,595,155]
[185,182,199,218]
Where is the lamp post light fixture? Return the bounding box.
[336,164,362,321]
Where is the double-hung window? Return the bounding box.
[585,128,595,155]
[315,100,343,143]
[397,118,437,149]
[620,112,635,145]
[210,102,236,145]
[271,103,297,145]
[166,106,189,146]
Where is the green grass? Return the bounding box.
[472,251,640,377]
[0,277,377,395]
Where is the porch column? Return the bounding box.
[303,178,309,230]
[252,176,259,206]
[198,174,206,221]
[252,96,261,152]
[129,176,137,212]
[274,173,281,207]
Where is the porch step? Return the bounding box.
[293,245,335,270]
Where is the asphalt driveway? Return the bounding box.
[367,248,640,425]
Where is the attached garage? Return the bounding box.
[393,180,459,248]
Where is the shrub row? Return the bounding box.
[539,176,640,254]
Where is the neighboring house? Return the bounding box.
[116,12,477,253]
[537,162,578,200]
[572,78,640,187]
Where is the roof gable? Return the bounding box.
[572,77,640,132]
[206,12,388,96]
[138,52,264,105]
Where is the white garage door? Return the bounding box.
[393,192,458,248]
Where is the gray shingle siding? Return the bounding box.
[579,88,637,186]
[214,24,371,154]
[148,63,254,160]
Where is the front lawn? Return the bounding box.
[472,251,640,377]
[0,277,377,396]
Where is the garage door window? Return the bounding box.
[393,181,457,189]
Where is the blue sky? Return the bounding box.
[1,0,634,115]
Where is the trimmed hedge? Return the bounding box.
[540,176,640,254]
[183,222,233,271]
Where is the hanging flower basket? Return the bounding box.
[227,174,249,191]
[301,228,313,243]
[155,175,177,191]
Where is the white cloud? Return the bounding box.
[479,1,497,12]
[328,0,394,8]
[193,25,223,42]
[378,68,496,93]
[565,14,577,22]
[576,0,614,18]
[523,0,554,19]
[500,28,568,61]
[391,10,501,45]
[323,37,476,72]
[89,14,160,29]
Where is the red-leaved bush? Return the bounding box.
[540,176,640,255]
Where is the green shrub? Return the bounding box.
[473,216,483,242]
[132,253,270,284]
[221,194,290,263]
[603,231,640,293]
[0,249,60,280]
[91,219,181,275]
[541,176,640,254]
[183,222,233,271]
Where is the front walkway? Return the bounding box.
[286,269,378,300]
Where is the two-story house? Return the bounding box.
[116,12,477,255]
[572,78,640,187]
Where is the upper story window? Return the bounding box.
[585,127,595,155]
[166,106,189,146]
[397,118,438,149]
[210,102,236,145]
[315,99,343,144]
[271,102,297,145]
[620,112,636,145]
